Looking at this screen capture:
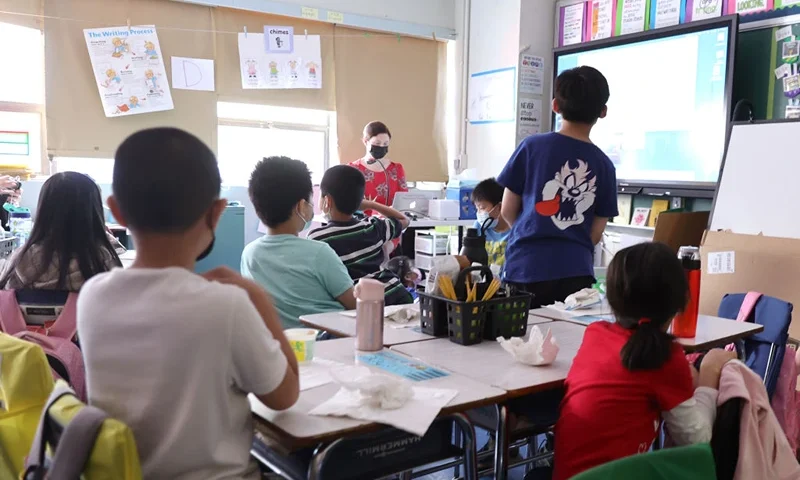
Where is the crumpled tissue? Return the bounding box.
[564,288,602,310]
[497,326,560,366]
[309,366,458,436]
[384,304,420,325]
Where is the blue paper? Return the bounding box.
[356,351,449,382]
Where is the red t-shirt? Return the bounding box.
[349,160,408,207]
[553,322,694,480]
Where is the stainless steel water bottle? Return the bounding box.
[355,278,385,351]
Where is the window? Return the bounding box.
[217,102,337,186]
[0,22,45,173]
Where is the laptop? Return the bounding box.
[391,190,440,216]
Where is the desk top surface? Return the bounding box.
[299,310,436,346]
[250,337,506,449]
[391,321,587,398]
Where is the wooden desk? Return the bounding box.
[250,337,506,450]
[391,321,587,398]
[298,310,437,347]
[676,315,764,352]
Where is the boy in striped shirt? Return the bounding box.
[308,165,413,305]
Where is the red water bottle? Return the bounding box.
[672,246,701,338]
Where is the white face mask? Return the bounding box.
[476,205,499,232]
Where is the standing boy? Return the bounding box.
[499,66,618,307]
[242,157,357,328]
[78,128,299,479]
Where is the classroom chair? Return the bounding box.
[569,443,716,480]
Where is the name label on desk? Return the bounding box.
[356,351,449,381]
[707,251,735,275]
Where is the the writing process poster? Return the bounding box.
[238,32,322,89]
[84,25,174,117]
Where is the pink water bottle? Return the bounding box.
[355,278,385,351]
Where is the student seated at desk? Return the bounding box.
[472,178,510,272]
[78,128,299,479]
[550,242,735,480]
[242,156,357,329]
[0,172,123,291]
[308,165,412,306]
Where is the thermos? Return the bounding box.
[459,228,489,266]
[354,278,385,351]
[672,246,701,338]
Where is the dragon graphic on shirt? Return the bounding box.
[535,159,597,230]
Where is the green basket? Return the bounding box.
[418,292,489,345]
[483,292,532,340]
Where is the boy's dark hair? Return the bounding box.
[0,172,121,289]
[249,156,313,227]
[364,121,392,139]
[471,178,504,205]
[555,66,610,124]
[320,165,366,215]
[606,242,688,371]
[113,127,220,233]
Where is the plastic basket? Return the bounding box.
[418,292,488,345]
[483,292,532,340]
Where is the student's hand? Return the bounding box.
[360,199,377,211]
[698,349,737,390]
[202,266,264,296]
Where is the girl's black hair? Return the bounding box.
[0,172,122,289]
[606,242,688,371]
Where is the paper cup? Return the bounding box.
[285,328,318,362]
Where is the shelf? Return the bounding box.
[606,223,655,232]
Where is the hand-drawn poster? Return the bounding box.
[83,25,173,117]
[238,32,322,90]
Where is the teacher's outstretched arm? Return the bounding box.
[500,188,522,226]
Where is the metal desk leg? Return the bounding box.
[494,404,509,480]
[451,413,478,480]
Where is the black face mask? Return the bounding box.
[369,144,389,160]
[196,214,215,261]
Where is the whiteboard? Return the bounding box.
[710,121,800,239]
[467,67,516,124]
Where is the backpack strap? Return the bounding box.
[46,292,78,340]
[24,382,76,478]
[0,289,28,335]
[735,292,763,323]
[45,406,108,480]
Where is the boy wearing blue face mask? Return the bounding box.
[472,178,511,269]
[241,156,357,329]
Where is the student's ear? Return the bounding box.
[551,99,560,114]
[208,199,227,230]
[106,196,127,227]
[599,105,608,119]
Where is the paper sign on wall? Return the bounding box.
[707,251,735,274]
[728,0,773,14]
[651,0,683,29]
[171,57,215,91]
[616,0,648,35]
[239,32,322,89]
[265,25,294,53]
[518,98,542,138]
[468,67,516,124]
[686,0,724,21]
[519,55,544,95]
[83,25,174,117]
[560,3,586,46]
[588,0,616,41]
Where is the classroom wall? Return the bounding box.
[269,0,458,29]
[465,0,522,179]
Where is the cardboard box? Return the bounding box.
[653,211,709,254]
[700,230,800,338]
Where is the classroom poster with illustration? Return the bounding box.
[238,32,322,90]
[83,25,174,118]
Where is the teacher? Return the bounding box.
[349,121,408,209]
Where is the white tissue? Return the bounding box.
[385,304,420,325]
[564,288,601,310]
[497,326,560,366]
[329,366,413,409]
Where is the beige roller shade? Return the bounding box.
[333,26,447,181]
[0,0,43,29]
[213,7,335,111]
[44,0,216,157]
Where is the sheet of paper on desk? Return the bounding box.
[309,386,458,436]
[339,305,420,328]
[300,357,344,391]
[356,351,449,381]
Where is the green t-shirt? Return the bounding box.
[241,234,353,329]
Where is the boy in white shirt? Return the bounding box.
[78,127,299,479]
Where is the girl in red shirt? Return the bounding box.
[349,121,408,209]
[552,242,735,480]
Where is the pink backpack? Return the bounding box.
[0,290,86,401]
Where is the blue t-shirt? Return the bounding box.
[240,234,354,329]
[497,132,618,283]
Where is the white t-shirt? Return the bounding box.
[78,267,288,479]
